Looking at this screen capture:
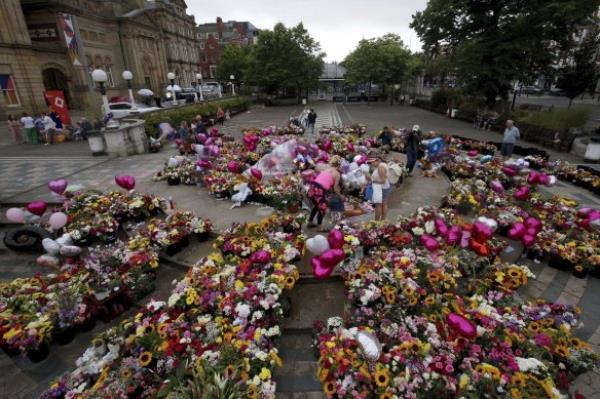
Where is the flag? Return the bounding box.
[58,13,81,66]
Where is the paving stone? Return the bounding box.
[283,280,345,330]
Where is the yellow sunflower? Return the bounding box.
[511,372,527,387]
[374,368,390,388]
[138,351,153,367]
[323,380,337,396]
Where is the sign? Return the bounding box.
[44,90,71,125]
[28,24,58,41]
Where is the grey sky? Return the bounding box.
[187,0,427,62]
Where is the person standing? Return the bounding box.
[308,157,341,231]
[80,117,92,140]
[7,114,24,144]
[501,119,520,159]
[307,108,317,134]
[41,112,56,145]
[378,126,393,152]
[178,120,191,155]
[369,156,391,221]
[20,112,36,144]
[405,125,422,176]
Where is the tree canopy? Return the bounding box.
[245,22,325,95]
[411,0,600,105]
[215,45,252,84]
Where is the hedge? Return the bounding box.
[141,97,251,137]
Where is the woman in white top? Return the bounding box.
[369,156,391,220]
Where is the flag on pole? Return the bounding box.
[58,13,82,66]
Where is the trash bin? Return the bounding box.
[87,130,106,155]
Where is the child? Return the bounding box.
[328,193,345,226]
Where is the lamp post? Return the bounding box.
[230,74,236,96]
[167,72,177,106]
[92,68,118,128]
[196,73,204,101]
[122,70,135,106]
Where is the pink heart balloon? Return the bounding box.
[115,175,135,190]
[357,155,368,165]
[590,211,600,222]
[490,180,504,194]
[447,226,462,245]
[318,248,345,268]
[250,167,262,180]
[48,179,68,195]
[447,313,477,339]
[513,186,530,201]
[435,218,449,238]
[197,159,212,169]
[311,257,335,280]
[227,161,239,173]
[420,234,440,252]
[472,222,492,241]
[502,166,517,177]
[522,234,536,248]
[250,250,271,264]
[527,171,540,185]
[578,208,593,218]
[467,149,478,157]
[538,173,550,185]
[26,200,47,216]
[327,229,344,249]
[197,134,207,144]
[508,223,526,240]
[526,227,538,236]
[210,127,219,137]
[525,217,542,232]
[322,139,332,152]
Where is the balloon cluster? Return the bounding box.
[6,179,70,230]
[508,216,542,247]
[38,233,82,268]
[431,217,496,257]
[306,229,346,279]
[577,207,600,231]
[243,133,260,152]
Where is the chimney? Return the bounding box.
[216,17,223,39]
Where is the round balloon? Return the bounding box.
[49,212,68,230]
[306,235,330,256]
[355,330,382,361]
[5,208,24,223]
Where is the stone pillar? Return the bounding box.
[103,125,136,157]
[125,119,148,154]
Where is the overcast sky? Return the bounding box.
[187,0,428,62]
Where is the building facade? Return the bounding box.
[196,17,258,80]
[0,0,200,120]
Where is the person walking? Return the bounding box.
[501,119,520,159]
[307,108,317,134]
[7,114,24,144]
[80,117,92,140]
[369,156,391,221]
[405,125,422,176]
[41,112,56,145]
[178,120,191,155]
[20,112,37,144]
[216,107,225,126]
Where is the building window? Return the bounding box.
[0,74,20,106]
[209,65,217,78]
[105,66,115,87]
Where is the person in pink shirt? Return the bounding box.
[307,156,342,231]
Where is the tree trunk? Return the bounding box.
[390,84,394,105]
[568,98,573,108]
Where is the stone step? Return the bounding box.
[283,279,345,330]
[275,329,323,395]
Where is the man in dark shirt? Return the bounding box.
[307,109,317,134]
[405,125,422,176]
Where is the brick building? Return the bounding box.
[0,0,200,119]
[197,17,258,80]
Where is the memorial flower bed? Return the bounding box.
[42,215,303,399]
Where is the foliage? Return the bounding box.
[246,22,325,96]
[411,0,600,105]
[557,24,600,107]
[215,45,253,85]
[521,107,592,129]
[142,98,250,137]
[342,34,414,98]
[431,88,465,110]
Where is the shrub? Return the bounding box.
[521,107,591,130]
[141,97,250,137]
[431,88,465,111]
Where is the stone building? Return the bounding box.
[0,0,200,119]
[197,17,258,80]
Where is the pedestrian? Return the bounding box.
[195,116,207,134]
[405,125,422,176]
[49,110,63,131]
[7,114,24,144]
[34,114,45,144]
[178,120,190,154]
[80,117,92,140]
[20,112,37,144]
[378,126,393,152]
[154,94,162,108]
[307,108,317,134]
[308,156,341,231]
[369,156,391,221]
[501,119,520,159]
[41,112,56,145]
[216,107,225,126]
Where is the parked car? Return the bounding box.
[101,102,160,119]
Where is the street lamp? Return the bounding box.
[167,72,177,106]
[92,68,118,128]
[122,70,135,106]
[230,74,236,96]
[196,73,204,101]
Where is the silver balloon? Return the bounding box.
[355,330,382,361]
[547,175,557,187]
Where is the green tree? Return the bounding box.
[557,25,600,107]
[411,0,600,106]
[246,22,325,99]
[342,34,412,103]
[215,45,252,86]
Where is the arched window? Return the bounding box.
[103,56,114,87]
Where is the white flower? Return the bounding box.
[515,357,547,373]
[412,227,424,236]
[235,303,250,319]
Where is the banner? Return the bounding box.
[44,90,71,125]
[58,13,82,67]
